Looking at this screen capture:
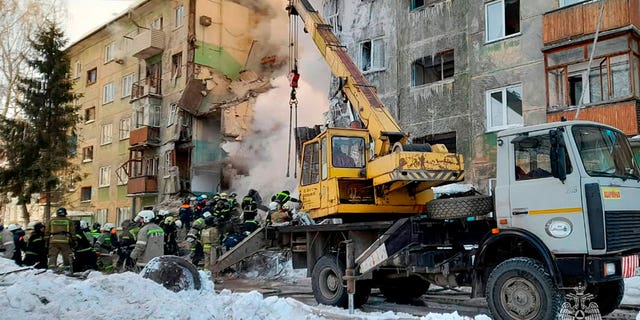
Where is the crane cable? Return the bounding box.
[286,8,300,178]
[574,0,605,120]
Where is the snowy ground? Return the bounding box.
[1,256,639,319]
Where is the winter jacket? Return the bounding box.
[12,229,26,265]
[179,205,192,228]
[94,232,118,253]
[46,216,75,245]
[23,230,47,268]
[130,223,164,266]
[1,229,13,259]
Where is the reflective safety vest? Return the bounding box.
[49,218,72,244]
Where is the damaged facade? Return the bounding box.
[324,0,640,190]
[66,0,278,225]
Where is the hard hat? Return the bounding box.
[33,222,45,230]
[219,192,228,199]
[80,220,89,229]
[56,207,68,217]
[158,209,170,217]
[135,210,155,223]
[230,192,237,198]
[202,211,212,219]
[7,224,19,231]
[103,223,115,232]
[268,201,280,211]
[164,216,175,225]
[174,220,182,228]
[27,221,38,230]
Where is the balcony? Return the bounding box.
[131,29,165,59]
[543,0,640,45]
[129,126,160,148]
[127,176,158,195]
[131,78,162,102]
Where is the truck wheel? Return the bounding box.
[311,255,371,308]
[590,280,624,316]
[141,255,202,292]
[426,195,493,219]
[379,276,430,303]
[486,257,563,320]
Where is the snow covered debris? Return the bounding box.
[432,183,475,196]
[0,257,491,320]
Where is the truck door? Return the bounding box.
[299,141,321,210]
[508,131,588,253]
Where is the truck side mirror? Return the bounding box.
[550,129,567,182]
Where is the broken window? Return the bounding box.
[168,103,178,127]
[164,150,175,177]
[171,52,182,80]
[323,0,341,34]
[87,68,97,85]
[411,0,425,11]
[411,50,454,86]
[559,0,587,7]
[82,146,93,162]
[116,167,128,185]
[301,142,320,186]
[485,0,520,42]
[134,105,161,128]
[80,187,92,202]
[84,107,96,123]
[568,73,584,105]
[359,38,384,72]
[486,84,523,131]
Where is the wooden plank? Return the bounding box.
[547,102,639,135]
[583,0,629,35]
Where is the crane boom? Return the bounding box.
[287,0,405,156]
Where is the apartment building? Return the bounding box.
[324,0,640,190]
[65,0,277,225]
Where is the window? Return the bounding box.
[486,84,523,131]
[301,142,320,186]
[175,5,184,28]
[560,0,587,7]
[87,68,97,85]
[121,74,134,98]
[411,51,455,86]
[168,103,178,127]
[151,16,163,30]
[101,123,113,145]
[134,105,161,128]
[573,125,639,179]
[171,52,182,80]
[99,166,111,187]
[103,82,115,104]
[116,207,131,227]
[514,135,572,180]
[116,166,129,185]
[80,186,92,202]
[84,107,96,123]
[82,146,93,162]
[119,118,130,140]
[485,0,520,42]
[359,38,384,72]
[332,136,365,168]
[164,150,175,177]
[321,138,328,180]
[324,1,340,34]
[411,0,425,10]
[74,61,82,78]
[96,209,107,226]
[104,42,115,62]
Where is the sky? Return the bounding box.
[63,0,137,44]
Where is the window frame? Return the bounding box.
[168,103,178,127]
[171,52,182,80]
[485,0,521,43]
[411,50,455,87]
[485,84,524,132]
[411,0,425,11]
[359,38,385,73]
[99,166,111,187]
[86,68,97,85]
[96,209,107,225]
[121,73,134,98]
[80,186,92,202]
[84,107,96,123]
[559,0,588,7]
[116,166,129,185]
[104,42,115,63]
[103,82,115,104]
[151,16,163,30]
[119,118,131,140]
[175,5,185,28]
[74,61,82,79]
[82,146,93,163]
[101,123,113,145]
[116,207,131,227]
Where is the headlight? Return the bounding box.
[545,218,572,238]
[604,262,616,276]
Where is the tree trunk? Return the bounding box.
[44,190,51,226]
[20,201,29,224]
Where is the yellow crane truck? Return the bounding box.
[210,1,640,319]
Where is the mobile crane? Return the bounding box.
[208,1,640,319]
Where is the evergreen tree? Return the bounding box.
[0,21,79,224]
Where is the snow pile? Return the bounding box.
[0,258,488,320]
[623,277,640,305]
[432,183,475,196]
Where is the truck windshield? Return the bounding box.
[572,125,640,180]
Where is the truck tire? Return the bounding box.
[426,195,493,219]
[486,257,563,320]
[590,279,624,316]
[379,275,430,303]
[141,255,202,292]
[311,255,371,308]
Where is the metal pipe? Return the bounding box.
[345,240,355,314]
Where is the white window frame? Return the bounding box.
[84,107,96,123]
[175,5,185,28]
[359,38,385,73]
[151,16,163,30]
[101,123,113,145]
[486,84,524,132]
[103,82,115,104]
[74,61,82,78]
[121,73,134,98]
[135,105,161,128]
[119,118,131,140]
[116,207,131,226]
[99,166,111,187]
[82,146,93,163]
[104,42,115,63]
[168,103,178,127]
[485,0,521,43]
[116,167,129,185]
[96,209,107,225]
[559,0,588,7]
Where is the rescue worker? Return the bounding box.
[200,214,220,270]
[94,223,118,272]
[242,202,259,235]
[242,189,262,211]
[270,203,294,226]
[90,223,101,243]
[271,190,301,206]
[186,211,211,266]
[23,222,47,269]
[193,195,209,218]
[213,199,233,238]
[130,210,165,267]
[24,221,38,242]
[11,224,26,266]
[178,199,193,230]
[116,219,137,272]
[46,207,75,271]
[73,220,97,272]
[228,192,239,210]
[160,216,180,255]
[1,224,14,258]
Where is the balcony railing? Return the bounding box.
[131,29,165,59]
[131,78,162,101]
[127,176,158,194]
[543,0,640,45]
[129,126,160,147]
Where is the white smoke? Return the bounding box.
[223,0,329,201]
